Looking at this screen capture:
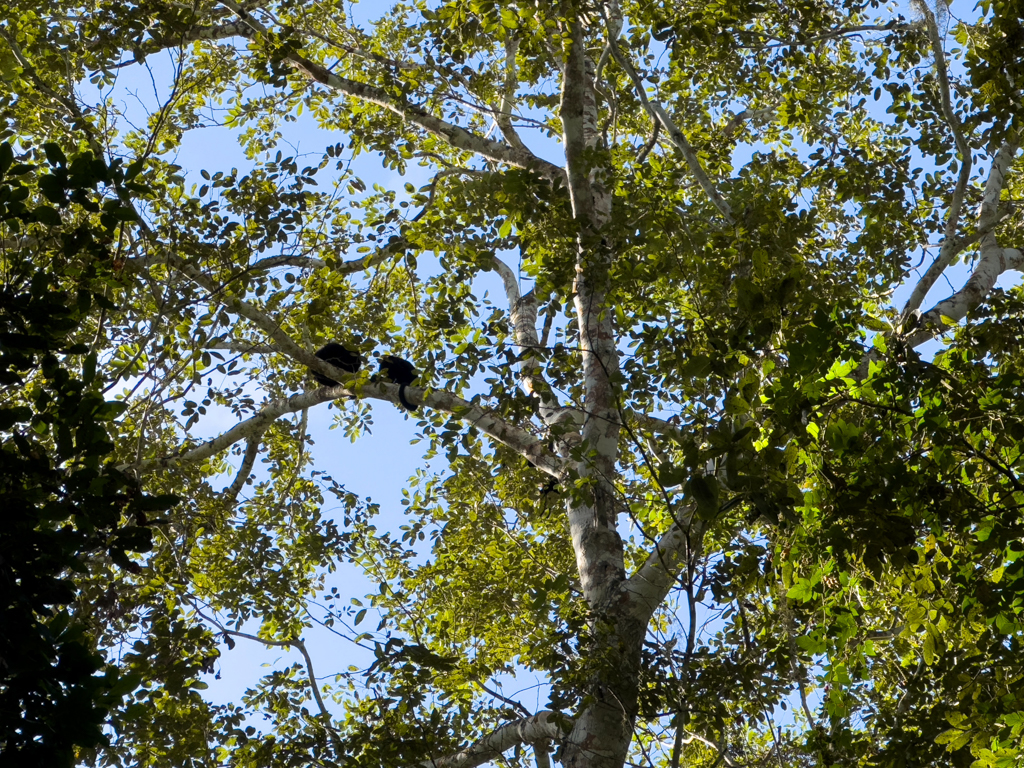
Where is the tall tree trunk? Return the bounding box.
[558,12,638,768]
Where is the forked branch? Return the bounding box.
[904,143,1020,346]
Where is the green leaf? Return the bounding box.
[42,142,67,167]
[0,142,13,177]
[787,578,816,603]
[688,475,719,520]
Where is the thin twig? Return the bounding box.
[902,0,973,315]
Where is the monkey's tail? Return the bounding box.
[398,384,417,412]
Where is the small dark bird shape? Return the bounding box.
[379,355,418,411]
[312,343,362,387]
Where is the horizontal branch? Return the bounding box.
[249,254,328,271]
[123,248,572,476]
[128,388,317,474]
[762,23,910,48]
[127,380,566,479]
[206,341,277,354]
[421,711,568,768]
[630,412,684,443]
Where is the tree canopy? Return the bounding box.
[2,0,1024,766]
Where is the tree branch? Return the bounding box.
[1,28,107,161]
[222,435,260,500]
[533,741,553,768]
[495,35,529,153]
[216,0,563,181]
[901,0,973,315]
[755,22,911,50]
[906,247,1024,347]
[488,256,566,425]
[206,341,277,354]
[601,8,734,224]
[904,143,1020,347]
[420,712,568,768]
[630,413,685,442]
[624,508,706,624]
[192,604,341,750]
[127,381,566,479]
[249,254,328,271]
[559,20,599,227]
[722,104,778,138]
[127,245,575,478]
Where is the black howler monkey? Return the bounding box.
[312,343,362,387]
[379,355,418,411]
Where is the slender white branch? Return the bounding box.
[559,23,601,226]
[920,0,972,242]
[192,605,341,749]
[159,253,327,364]
[901,0,974,315]
[723,104,778,138]
[496,35,528,153]
[223,435,259,500]
[131,250,367,386]
[601,10,734,224]
[857,143,1020,378]
[679,732,736,767]
[127,382,566,478]
[249,254,328,271]
[977,143,1018,232]
[631,413,685,442]
[759,22,911,49]
[206,341,277,354]
[489,257,565,425]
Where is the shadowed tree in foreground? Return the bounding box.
[0,142,178,765]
